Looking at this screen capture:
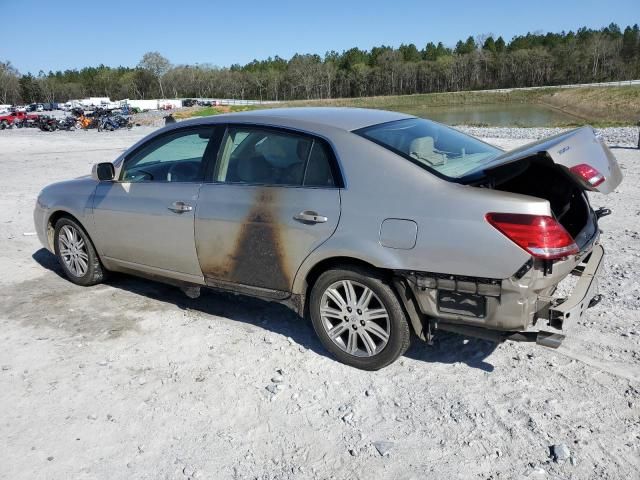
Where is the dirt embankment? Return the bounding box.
[537,86,640,124]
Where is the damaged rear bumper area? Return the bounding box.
[395,244,605,349]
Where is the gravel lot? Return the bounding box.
[0,126,638,480]
[457,126,640,148]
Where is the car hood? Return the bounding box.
[468,126,623,194]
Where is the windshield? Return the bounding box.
[356,118,502,179]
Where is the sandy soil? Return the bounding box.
[0,128,638,480]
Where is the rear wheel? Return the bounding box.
[309,266,410,370]
[53,217,105,286]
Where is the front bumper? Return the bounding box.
[33,201,51,252]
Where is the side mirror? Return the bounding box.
[92,162,115,181]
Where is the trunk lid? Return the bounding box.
[474,126,623,194]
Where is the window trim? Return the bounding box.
[206,123,345,189]
[118,125,218,184]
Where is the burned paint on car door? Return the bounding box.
[194,126,341,296]
[195,185,340,295]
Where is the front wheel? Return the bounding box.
[53,217,106,286]
[309,266,411,370]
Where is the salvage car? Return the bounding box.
[0,110,39,129]
[33,108,623,370]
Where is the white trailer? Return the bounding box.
[122,99,159,111]
[80,97,111,107]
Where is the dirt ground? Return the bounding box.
[0,127,638,480]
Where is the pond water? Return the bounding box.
[394,103,580,127]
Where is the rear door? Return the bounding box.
[195,125,341,296]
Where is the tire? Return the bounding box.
[0,121,7,130]
[309,266,410,370]
[53,217,105,286]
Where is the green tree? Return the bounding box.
[455,36,477,55]
[621,24,639,60]
[399,43,421,62]
[483,36,497,53]
[19,74,42,103]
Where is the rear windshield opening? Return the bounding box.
[355,118,502,179]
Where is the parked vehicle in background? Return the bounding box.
[0,110,39,129]
[38,115,58,131]
[182,99,197,107]
[56,116,77,131]
[97,115,120,131]
[33,108,622,369]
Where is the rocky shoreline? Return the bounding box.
[457,125,639,147]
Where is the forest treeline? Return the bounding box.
[1,23,639,104]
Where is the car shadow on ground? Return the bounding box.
[32,248,498,371]
[404,334,498,372]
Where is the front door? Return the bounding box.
[195,125,341,296]
[92,126,217,282]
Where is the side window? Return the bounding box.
[303,141,336,187]
[215,127,312,186]
[121,127,214,183]
[215,127,338,188]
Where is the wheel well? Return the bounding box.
[301,257,426,340]
[303,257,391,298]
[46,211,84,250]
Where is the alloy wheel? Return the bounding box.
[319,280,391,357]
[58,225,89,277]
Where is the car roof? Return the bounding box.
[185,107,414,132]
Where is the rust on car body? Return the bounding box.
[198,188,291,295]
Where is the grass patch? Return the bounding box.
[174,105,260,119]
[277,88,558,109]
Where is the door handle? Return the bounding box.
[293,210,328,224]
[168,201,193,214]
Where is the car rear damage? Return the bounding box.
[393,126,621,349]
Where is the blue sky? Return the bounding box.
[3,0,638,73]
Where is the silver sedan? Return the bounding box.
[34,108,622,369]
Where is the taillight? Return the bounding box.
[486,213,579,260]
[569,163,605,187]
